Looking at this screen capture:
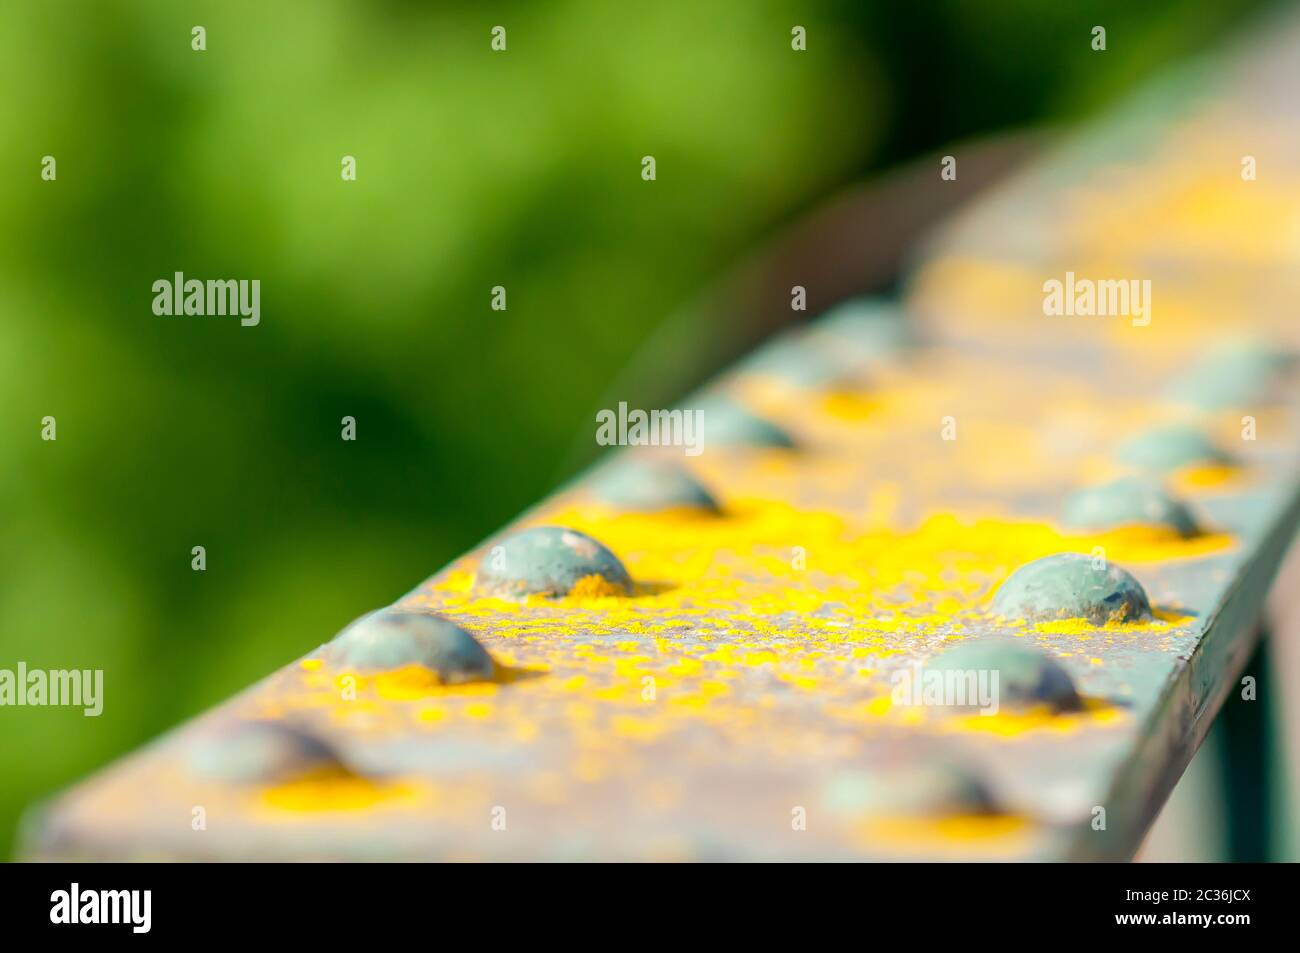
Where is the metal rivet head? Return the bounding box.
[811,297,914,360]
[737,331,859,389]
[324,609,495,682]
[993,552,1152,624]
[1114,424,1233,473]
[693,395,796,448]
[822,760,998,817]
[1061,477,1199,537]
[589,459,720,513]
[474,526,633,598]
[187,721,342,784]
[929,638,1082,711]
[1167,341,1291,410]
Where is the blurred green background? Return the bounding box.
[0,0,1279,857]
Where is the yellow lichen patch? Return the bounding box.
[610,714,669,741]
[858,814,1034,857]
[258,769,420,813]
[568,573,631,599]
[326,667,439,700]
[1171,462,1242,492]
[825,695,900,722]
[372,665,445,699]
[437,568,477,594]
[1034,607,1193,636]
[464,505,1226,641]
[820,390,878,421]
[318,663,512,704]
[1055,524,1234,563]
[437,682,500,698]
[942,698,1126,737]
[667,658,703,677]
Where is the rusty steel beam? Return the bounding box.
[21,8,1300,861]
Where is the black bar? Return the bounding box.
[0,861,1283,940]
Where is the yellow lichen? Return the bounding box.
[258,769,419,813]
[567,574,632,599]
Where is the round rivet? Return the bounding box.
[474,526,633,598]
[1115,424,1232,473]
[811,297,913,360]
[1167,342,1290,410]
[324,609,495,682]
[1061,477,1199,537]
[589,459,719,513]
[929,638,1082,711]
[738,332,858,388]
[992,552,1152,624]
[693,395,796,448]
[188,721,342,784]
[821,760,997,816]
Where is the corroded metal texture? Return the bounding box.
[22,10,1300,861]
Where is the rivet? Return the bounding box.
[474,525,633,598]
[821,759,997,817]
[929,638,1082,711]
[1061,477,1199,537]
[187,721,342,784]
[693,395,796,448]
[992,552,1152,624]
[324,609,495,682]
[589,458,720,513]
[1167,341,1291,410]
[810,297,913,361]
[737,331,859,388]
[1115,424,1233,473]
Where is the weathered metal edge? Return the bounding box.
[1069,480,1300,860]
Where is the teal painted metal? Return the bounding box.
[473,525,634,599]
[324,611,496,681]
[991,554,1153,625]
[930,640,1082,712]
